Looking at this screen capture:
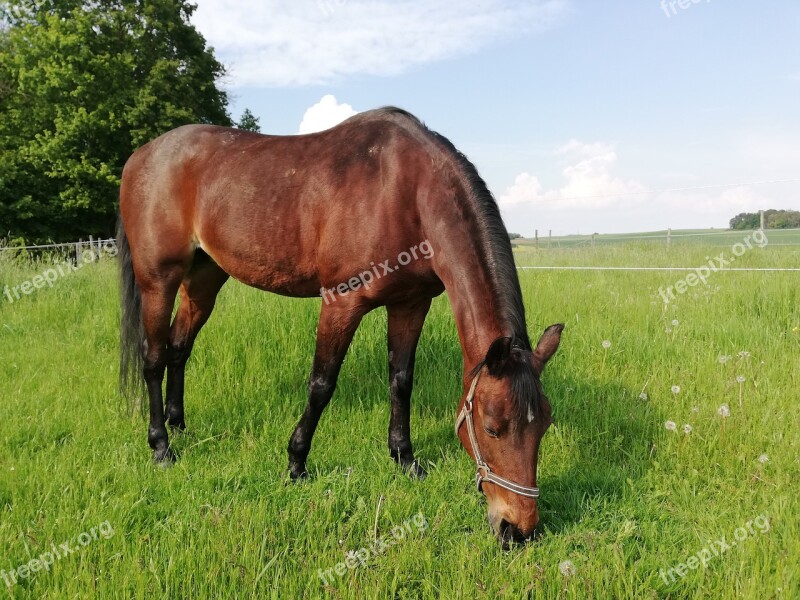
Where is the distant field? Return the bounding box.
[1,239,798,598]
[515,227,800,250]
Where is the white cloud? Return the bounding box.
[298,95,358,133]
[497,140,798,234]
[499,140,646,208]
[193,0,568,87]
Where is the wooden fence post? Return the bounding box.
[548,230,552,249]
[667,228,671,248]
[535,229,539,249]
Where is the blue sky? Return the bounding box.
[192,0,800,235]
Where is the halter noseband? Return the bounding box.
[454,368,541,499]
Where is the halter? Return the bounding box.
[454,368,541,499]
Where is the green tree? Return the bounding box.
[237,108,261,133]
[729,212,760,230]
[0,0,231,242]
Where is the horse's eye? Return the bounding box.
[483,427,499,438]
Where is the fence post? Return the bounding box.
[667,228,671,248]
[591,233,596,248]
[548,230,552,249]
[535,229,539,249]
[760,210,765,233]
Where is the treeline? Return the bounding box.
[0,0,256,243]
[730,210,800,230]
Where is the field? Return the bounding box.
[1,237,798,598]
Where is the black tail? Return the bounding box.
[117,215,145,415]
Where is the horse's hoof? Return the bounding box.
[403,459,427,481]
[288,464,308,482]
[153,448,176,467]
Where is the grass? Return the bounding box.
[0,240,798,599]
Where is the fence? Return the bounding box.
[518,228,800,250]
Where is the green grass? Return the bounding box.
[0,242,798,599]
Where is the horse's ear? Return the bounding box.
[484,336,513,376]
[532,324,564,375]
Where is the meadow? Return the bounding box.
[0,235,798,598]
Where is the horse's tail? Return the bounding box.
[117,214,145,415]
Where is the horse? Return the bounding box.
[117,107,563,546]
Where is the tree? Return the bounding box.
[508,232,522,240]
[0,0,232,242]
[729,209,800,230]
[729,212,760,230]
[237,108,261,133]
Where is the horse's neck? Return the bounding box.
[430,233,511,374]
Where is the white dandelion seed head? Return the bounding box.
[718,355,731,364]
[665,420,677,431]
[671,385,681,395]
[758,454,769,464]
[736,375,746,383]
[682,424,692,435]
[671,319,679,326]
[665,327,672,334]
[738,351,751,358]
[602,340,611,349]
[559,560,575,577]
[639,392,648,401]
[717,404,731,418]
[691,406,699,413]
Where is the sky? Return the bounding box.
[191,0,800,236]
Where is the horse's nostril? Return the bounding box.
[497,519,536,547]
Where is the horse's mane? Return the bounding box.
[367,107,542,422]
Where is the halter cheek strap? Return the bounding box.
[455,369,541,499]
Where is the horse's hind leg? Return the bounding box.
[287,301,366,480]
[387,298,431,479]
[140,267,185,464]
[165,252,229,432]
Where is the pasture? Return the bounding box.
[0,239,797,598]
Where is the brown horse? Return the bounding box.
[118,107,563,545]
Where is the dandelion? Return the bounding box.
[559,560,575,577]
[671,385,681,395]
[717,404,730,418]
[718,355,731,364]
[639,392,648,401]
[665,327,672,334]
[691,406,699,413]
[738,351,750,358]
[671,319,679,327]
[758,454,769,464]
[665,420,677,431]
[602,340,611,349]
[736,375,746,383]
[682,424,692,435]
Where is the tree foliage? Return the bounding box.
[730,209,800,230]
[0,0,231,242]
[236,108,260,133]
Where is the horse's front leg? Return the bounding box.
[386,298,431,479]
[287,300,365,480]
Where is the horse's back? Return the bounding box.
[120,112,445,299]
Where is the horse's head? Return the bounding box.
[456,324,563,548]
